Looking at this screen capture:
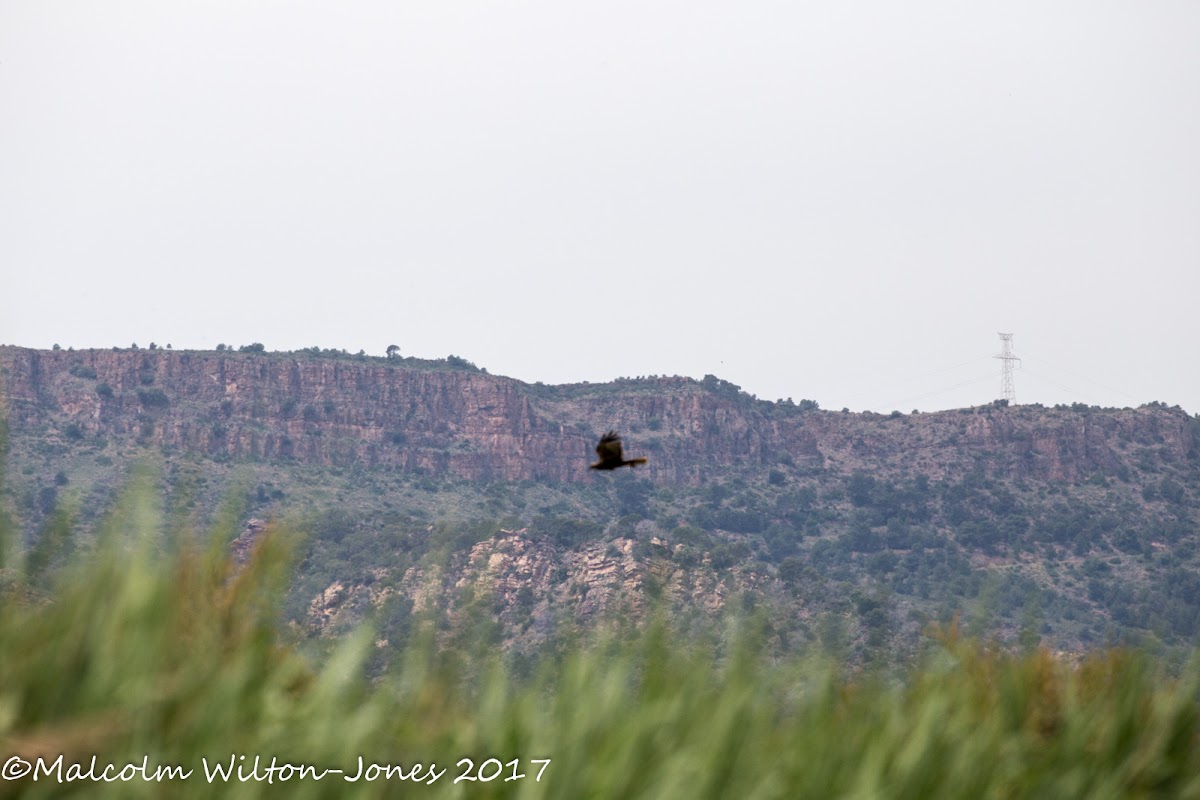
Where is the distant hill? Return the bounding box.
[3,345,1199,662]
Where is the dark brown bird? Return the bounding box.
[590,430,648,470]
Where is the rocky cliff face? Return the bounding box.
[4,346,1199,656]
[1,346,1193,485]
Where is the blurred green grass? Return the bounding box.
[1,470,1199,799]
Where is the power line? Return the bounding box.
[839,355,993,401]
[875,372,997,412]
[1021,353,1140,402]
[837,333,1146,413]
[1019,367,1088,398]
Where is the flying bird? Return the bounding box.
[590,430,648,470]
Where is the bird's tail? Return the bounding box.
[625,458,649,467]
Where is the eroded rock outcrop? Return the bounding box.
[0,346,1192,486]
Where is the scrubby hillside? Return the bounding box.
[2,345,1199,661]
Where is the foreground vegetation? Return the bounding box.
[2,475,1200,798]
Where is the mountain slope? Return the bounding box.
[3,345,1199,660]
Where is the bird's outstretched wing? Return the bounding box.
[595,430,624,465]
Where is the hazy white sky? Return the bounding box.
[2,1,1197,413]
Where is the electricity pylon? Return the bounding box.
[994,333,1020,403]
